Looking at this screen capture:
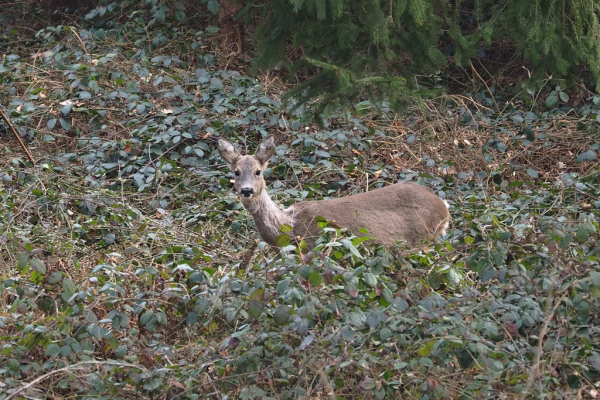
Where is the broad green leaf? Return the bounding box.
[299,265,312,279]
[140,310,153,325]
[308,270,322,286]
[447,269,461,286]
[46,343,61,356]
[493,173,502,185]
[545,92,558,107]
[379,327,391,340]
[124,246,138,254]
[418,340,436,356]
[524,125,535,141]
[576,225,588,243]
[577,150,597,163]
[280,224,293,233]
[559,233,573,249]
[8,358,19,371]
[104,233,116,245]
[249,288,264,302]
[427,272,441,289]
[155,310,167,325]
[496,231,511,241]
[62,278,77,295]
[186,312,198,326]
[48,272,63,284]
[590,271,600,287]
[559,91,569,102]
[248,300,263,318]
[481,269,496,282]
[59,117,71,131]
[341,326,355,341]
[392,298,408,312]
[340,239,362,259]
[207,0,219,14]
[275,234,290,247]
[273,305,290,325]
[17,252,29,270]
[363,272,377,287]
[174,9,185,22]
[277,278,290,295]
[30,258,46,274]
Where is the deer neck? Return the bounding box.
[241,189,293,246]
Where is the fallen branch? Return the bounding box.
[0,106,36,165]
[518,290,569,400]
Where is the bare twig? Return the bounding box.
[0,106,36,164]
[69,27,89,55]
[5,360,147,400]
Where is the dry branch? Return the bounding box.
[0,106,36,165]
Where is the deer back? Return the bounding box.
[288,182,449,247]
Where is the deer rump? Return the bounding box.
[286,182,449,248]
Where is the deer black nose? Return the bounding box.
[240,188,254,197]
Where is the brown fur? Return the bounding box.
[218,136,450,248]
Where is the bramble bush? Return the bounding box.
[1,1,599,399]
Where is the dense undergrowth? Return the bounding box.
[1,2,600,399]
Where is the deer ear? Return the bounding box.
[217,138,241,167]
[255,136,276,165]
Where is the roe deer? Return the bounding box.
[218,136,450,248]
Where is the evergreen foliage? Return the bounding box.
[252,0,600,119]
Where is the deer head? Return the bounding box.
[217,136,276,201]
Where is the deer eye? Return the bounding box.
[255,170,261,176]
[234,170,240,177]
